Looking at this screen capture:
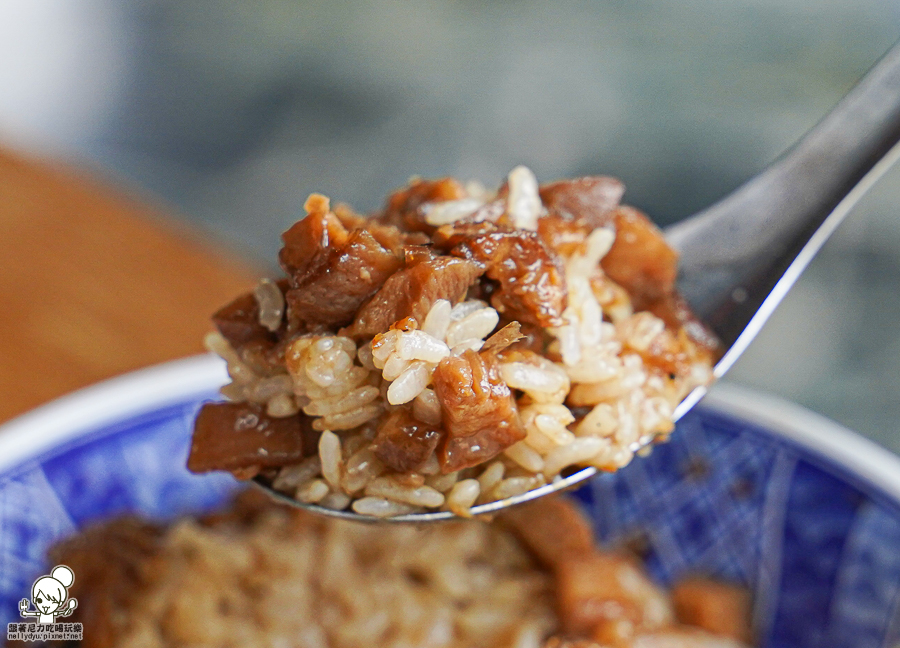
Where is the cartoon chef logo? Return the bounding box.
[19,565,77,625]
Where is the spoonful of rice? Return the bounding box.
[188,41,900,521]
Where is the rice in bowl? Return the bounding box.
[50,492,752,648]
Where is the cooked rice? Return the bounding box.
[86,501,556,647]
[204,165,716,517]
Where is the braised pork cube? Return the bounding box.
[188,402,306,475]
[378,177,468,233]
[600,207,678,311]
[555,551,674,637]
[432,349,525,473]
[540,176,625,227]
[333,202,429,254]
[500,496,596,568]
[212,285,288,375]
[371,408,443,473]
[280,195,402,330]
[671,577,753,644]
[435,221,567,328]
[347,255,483,338]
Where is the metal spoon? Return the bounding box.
[258,40,900,522]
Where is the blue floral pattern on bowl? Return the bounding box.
[1,383,899,647]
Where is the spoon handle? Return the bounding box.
[667,40,900,376]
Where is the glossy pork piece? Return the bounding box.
[347,254,483,338]
[432,349,526,472]
[280,195,404,331]
[188,402,306,474]
[435,221,568,328]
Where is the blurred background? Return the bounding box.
[0,0,898,450]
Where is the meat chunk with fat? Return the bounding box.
[212,288,287,375]
[555,551,674,637]
[371,408,443,473]
[188,402,307,475]
[600,206,678,309]
[279,195,403,330]
[333,202,429,253]
[671,577,752,644]
[435,221,567,328]
[499,496,596,568]
[347,255,483,338]
[431,349,525,473]
[539,176,625,227]
[378,177,468,233]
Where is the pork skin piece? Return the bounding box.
[434,221,567,328]
[347,255,483,338]
[555,551,675,637]
[371,408,443,473]
[188,402,306,475]
[432,349,525,473]
[279,197,403,330]
[378,176,468,233]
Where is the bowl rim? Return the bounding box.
[1,355,898,503]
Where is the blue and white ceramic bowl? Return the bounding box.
[1,355,899,647]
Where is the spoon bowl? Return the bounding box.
[256,40,900,521]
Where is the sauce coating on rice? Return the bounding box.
[190,166,718,516]
[49,492,752,648]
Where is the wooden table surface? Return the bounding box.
[0,149,261,423]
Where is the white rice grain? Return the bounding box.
[412,388,442,426]
[477,461,506,494]
[314,404,382,431]
[318,430,343,489]
[506,165,542,231]
[387,360,432,405]
[365,477,445,508]
[446,479,481,517]
[272,456,322,492]
[543,438,609,478]
[504,442,545,472]
[395,330,451,363]
[266,392,299,418]
[319,491,352,511]
[304,385,380,416]
[490,476,545,501]
[427,471,460,493]
[342,447,385,494]
[422,197,484,226]
[421,299,452,339]
[254,278,285,332]
[446,308,499,348]
[351,497,419,518]
[296,479,330,503]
